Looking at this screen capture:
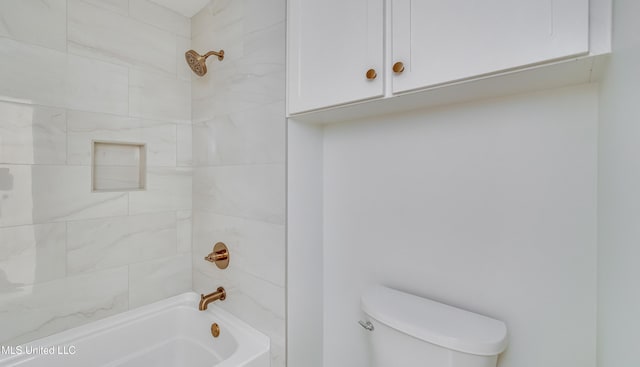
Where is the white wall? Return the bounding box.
[0,0,193,345]
[597,0,640,365]
[322,85,598,367]
[287,121,324,367]
[190,1,287,366]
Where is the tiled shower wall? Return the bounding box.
[0,0,192,345]
[190,1,286,366]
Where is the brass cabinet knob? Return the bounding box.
[392,62,405,73]
[366,69,377,80]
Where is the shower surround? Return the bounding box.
[190,1,287,367]
[0,1,286,365]
[0,0,193,345]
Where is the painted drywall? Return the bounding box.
[287,121,324,367]
[190,1,287,366]
[0,0,193,345]
[321,85,598,367]
[597,0,640,365]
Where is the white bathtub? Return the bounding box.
[0,293,270,367]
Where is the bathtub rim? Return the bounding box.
[0,292,270,366]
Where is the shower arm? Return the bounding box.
[204,50,225,61]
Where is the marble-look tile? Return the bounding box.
[65,54,130,115]
[0,165,128,227]
[230,20,286,102]
[68,0,177,75]
[176,37,192,82]
[243,20,286,67]
[191,18,243,68]
[191,24,243,69]
[177,123,193,166]
[93,165,143,191]
[192,211,284,287]
[67,212,177,274]
[191,21,284,122]
[145,0,210,19]
[0,0,67,51]
[193,164,285,225]
[94,143,141,167]
[0,39,129,115]
[129,167,192,214]
[32,166,130,223]
[192,63,284,121]
[177,210,192,253]
[0,223,66,291]
[130,0,190,38]
[192,267,285,349]
[271,343,286,367]
[189,2,286,365]
[81,0,129,16]
[193,102,285,166]
[0,266,128,345]
[0,101,66,165]
[130,69,191,123]
[191,24,244,121]
[191,124,208,166]
[190,2,244,89]
[191,0,243,39]
[0,165,34,227]
[244,0,286,35]
[129,253,192,308]
[67,110,177,167]
[193,243,284,321]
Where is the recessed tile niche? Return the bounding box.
[92,141,146,192]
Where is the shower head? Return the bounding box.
[185,49,225,77]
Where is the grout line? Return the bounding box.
[65,0,69,53]
[0,161,286,170]
[0,97,187,125]
[191,161,286,168]
[0,34,65,54]
[127,67,131,118]
[0,163,181,168]
[175,123,179,167]
[64,221,69,277]
[65,108,69,165]
[190,209,285,227]
[126,264,131,310]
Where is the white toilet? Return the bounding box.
[361,285,508,367]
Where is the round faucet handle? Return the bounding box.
[204,242,230,269]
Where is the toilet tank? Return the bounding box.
[361,285,508,367]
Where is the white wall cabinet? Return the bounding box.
[287,0,607,118]
[391,0,589,93]
[287,0,384,114]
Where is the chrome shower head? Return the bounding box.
[185,49,225,77]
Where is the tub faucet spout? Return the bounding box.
[199,287,226,310]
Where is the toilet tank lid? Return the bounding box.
[361,285,508,356]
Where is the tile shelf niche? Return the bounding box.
[92,140,147,192]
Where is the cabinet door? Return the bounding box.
[391,0,589,94]
[288,0,384,114]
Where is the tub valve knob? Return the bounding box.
[205,242,230,269]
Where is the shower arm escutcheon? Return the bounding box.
[205,242,230,269]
